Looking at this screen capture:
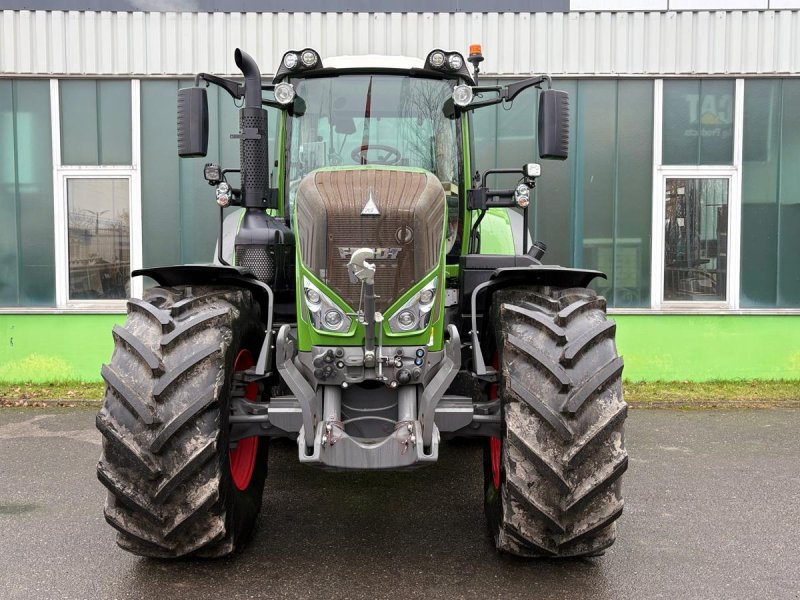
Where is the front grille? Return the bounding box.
[295,168,445,312]
[236,245,275,283]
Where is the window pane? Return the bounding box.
[560,79,653,307]
[741,79,800,308]
[578,81,617,301]
[67,179,130,300]
[663,80,734,165]
[140,81,181,268]
[472,79,653,308]
[777,81,800,306]
[615,80,654,307]
[61,80,132,165]
[664,178,728,301]
[141,80,281,268]
[532,79,577,271]
[741,79,780,307]
[0,80,55,307]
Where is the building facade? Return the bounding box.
[1,1,799,382]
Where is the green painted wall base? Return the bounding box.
[0,314,124,383]
[612,314,800,381]
[1,313,798,383]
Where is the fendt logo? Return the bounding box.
[338,247,401,260]
[361,188,380,216]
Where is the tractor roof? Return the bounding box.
[323,55,425,70]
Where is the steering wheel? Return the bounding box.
[351,144,402,165]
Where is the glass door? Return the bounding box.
[662,177,730,303]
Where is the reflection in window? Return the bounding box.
[60,80,132,166]
[662,80,734,166]
[664,178,728,301]
[67,178,130,300]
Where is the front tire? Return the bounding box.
[484,286,628,557]
[96,285,268,558]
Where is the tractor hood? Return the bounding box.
[295,167,446,313]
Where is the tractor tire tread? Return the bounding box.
[486,285,628,558]
[96,285,264,558]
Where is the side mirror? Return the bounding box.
[177,87,209,158]
[538,89,569,160]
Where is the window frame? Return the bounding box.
[653,172,737,309]
[649,78,744,312]
[56,172,134,308]
[50,79,143,312]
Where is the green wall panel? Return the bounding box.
[613,314,800,381]
[0,314,124,382]
[1,314,798,383]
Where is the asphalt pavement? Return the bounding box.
[0,407,798,600]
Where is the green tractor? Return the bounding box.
[97,46,627,559]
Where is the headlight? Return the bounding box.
[303,278,352,333]
[301,50,318,67]
[324,309,344,328]
[395,310,418,331]
[203,163,221,184]
[388,277,438,333]
[283,52,299,70]
[515,183,531,208]
[429,51,446,68]
[274,82,295,105]
[215,182,231,207]
[448,53,463,70]
[305,287,321,304]
[452,85,473,107]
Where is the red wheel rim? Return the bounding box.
[490,437,502,490]
[229,349,259,491]
[489,352,501,490]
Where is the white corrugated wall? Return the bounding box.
[2,10,800,76]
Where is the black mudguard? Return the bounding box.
[133,265,274,330]
[459,255,606,379]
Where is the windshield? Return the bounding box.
[287,75,459,207]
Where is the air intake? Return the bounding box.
[235,246,275,283]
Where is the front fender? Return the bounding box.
[468,264,606,379]
[133,265,273,329]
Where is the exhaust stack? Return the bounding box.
[234,48,270,209]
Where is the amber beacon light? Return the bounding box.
[468,43,484,81]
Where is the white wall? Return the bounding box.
[2,9,800,77]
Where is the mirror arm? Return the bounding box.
[472,85,503,93]
[501,75,548,103]
[462,97,504,111]
[195,73,243,101]
[460,76,551,112]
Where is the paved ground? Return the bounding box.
[0,408,798,600]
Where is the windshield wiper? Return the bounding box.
[359,77,373,165]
